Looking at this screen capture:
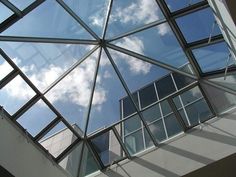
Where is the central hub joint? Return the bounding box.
[99,39,106,48]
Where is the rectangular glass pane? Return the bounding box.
[164,113,183,137]
[139,83,157,108]
[122,93,139,118]
[124,130,144,155]
[142,104,161,124]
[176,8,221,43]
[192,42,235,73]
[148,120,167,142]
[174,86,202,106]
[155,75,176,99]
[172,72,194,90]
[185,99,213,125]
[124,114,142,135]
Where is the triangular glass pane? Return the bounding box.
[17,99,56,137]
[79,142,100,177]
[39,122,77,158]
[1,1,93,39]
[59,142,83,177]
[45,49,99,134]
[0,42,93,91]
[0,75,35,115]
[111,22,192,72]
[0,54,13,81]
[0,3,14,23]
[87,50,137,134]
[90,129,125,166]
[106,0,164,39]
[65,0,110,37]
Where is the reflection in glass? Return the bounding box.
[185,99,212,125]
[124,114,141,135]
[139,84,157,108]
[210,73,236,91]
[142,104,161,124]
[176,8,221,43]
[124,130,144,155]
[149,120,167,142]
[0,75,35,115]
[17,99,56,137]
[164,113,182,137]
[156,75,176,99]
[0,42,92,91]
[192,42,235,72]
[1,1,93,39]
[122,93,139,118]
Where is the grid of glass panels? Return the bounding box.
[0,0,236,177]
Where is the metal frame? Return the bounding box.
[0,0,236,176]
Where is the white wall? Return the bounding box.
[0,111,70,177]
[95,109,236,177]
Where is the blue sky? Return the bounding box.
[0,0,233,137]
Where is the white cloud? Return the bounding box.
[1,57,107,108]
[0,59,13,80]
[110,0,169,36]
[114,36,152,75]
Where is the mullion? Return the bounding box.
[155,0,203,78]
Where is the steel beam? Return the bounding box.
[102,0,113,40]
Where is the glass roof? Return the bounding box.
[0,0,235,176]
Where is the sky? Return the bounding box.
[0,0,234,138]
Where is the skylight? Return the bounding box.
[0,0,235,176]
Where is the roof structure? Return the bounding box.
[0,0,236,176]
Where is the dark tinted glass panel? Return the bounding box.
[142,104,161,124]
[164,114,183,137]
[185,99,213,125]
[161,100,172,116]
[149,120,167,142]
[175,87,202,106]
[155,75,176,99]
[124,115,142,135]
[139,84,157,108]
[122,93,139,118]
[172,72,194,90]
